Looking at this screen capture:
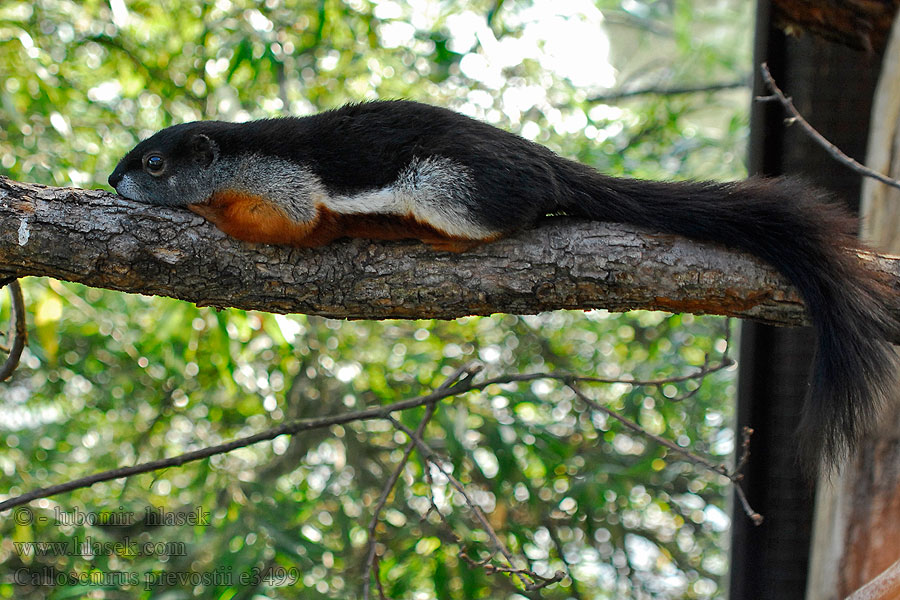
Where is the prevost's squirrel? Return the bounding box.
[108,100,898,472]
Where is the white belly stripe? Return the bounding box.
[321,156,498,238]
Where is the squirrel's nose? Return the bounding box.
[108,171,121,189]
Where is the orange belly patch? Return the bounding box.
[190,189,501,252]
[190,189,316,245]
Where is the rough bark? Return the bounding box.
[1,175,899,327]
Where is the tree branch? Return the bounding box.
[758,63,900,192]
[0,279,26,381]
[2,176,898,329]
[362,362,481,600]
[588,78,749,103]
[0,366,735,514]
[388,415,565,592]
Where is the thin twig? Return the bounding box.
[733,481,764,526]
[475,357,734,390]
[544,518,585,600]
[361,407,435,600]
[730,426,763,524]
[362,362,480,599]
[758,62,900,191]
[416,448,565,592]
[0,360,737,513]
[0,279,27,382]
[670,319,733,402]
[387,416,530,588]
[390,417,564,591]
[566,382,762,524]
[567,383,728,475]
[734,426,754,476]
[590,78,749,103]
[372,555,389,600]
[0,382,463,513]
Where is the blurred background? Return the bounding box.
[0,0,751,597]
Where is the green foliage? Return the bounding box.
[0,0,751,598]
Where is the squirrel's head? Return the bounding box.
[108,122,226,207]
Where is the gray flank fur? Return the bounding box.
[213,154,324,223]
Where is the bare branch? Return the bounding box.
[389,416,565,592]
[371,555,389,600]
[361,413,428,600]
[568,384,725,474]
[0,279,26,381]
[543,518,585,600]
[0,346,742,520]
[589,78,749,103]
[758,62,900,192]
[362,362,481,600]
[419,450,566,593]
[566,382,763,524]
[0,381,466,513]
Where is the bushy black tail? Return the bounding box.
[555,164,899,473]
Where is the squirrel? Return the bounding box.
[108,99,898,473]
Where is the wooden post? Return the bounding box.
[807,12,900,600]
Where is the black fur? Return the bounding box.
[552,169,898,472]
[110,100,899,472]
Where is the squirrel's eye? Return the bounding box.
[145,154,165,175]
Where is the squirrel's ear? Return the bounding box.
[190,133,218,167]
